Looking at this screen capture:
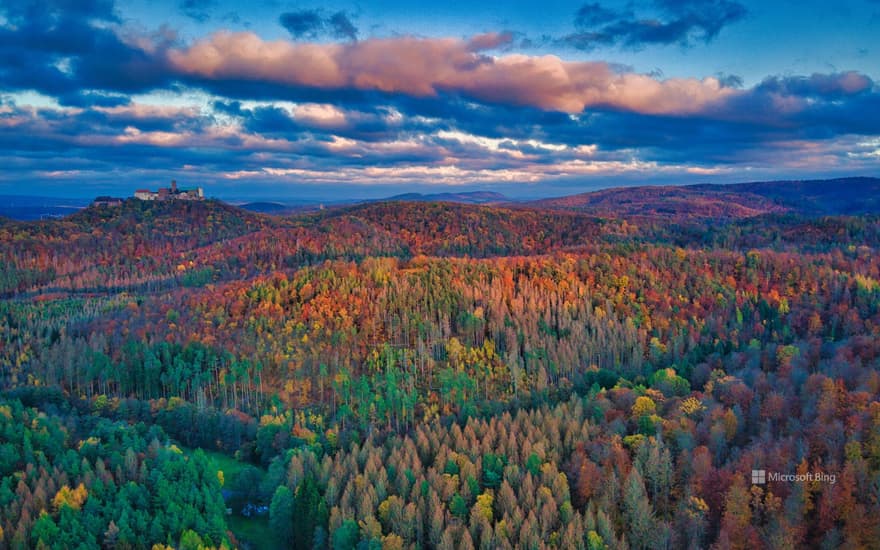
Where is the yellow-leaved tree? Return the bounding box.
[53,483,88,511]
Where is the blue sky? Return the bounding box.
[1,0,879,200]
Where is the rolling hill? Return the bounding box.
[694,177,880,215]
[529,176,880,219]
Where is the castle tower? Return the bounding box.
[171,180,177,193]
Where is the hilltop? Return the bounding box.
[693,177,880,215]
[328,200,607,256]
[0,199,273,295]
[529,176,880,219]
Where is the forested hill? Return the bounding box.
[0,199,274,295]
[4,192,879,298]
[66,198,269,231]
[326,201,610,256]
[696,177,880,215]
[0,199,612,296]
[529,176,880,219]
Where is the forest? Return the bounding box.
[1,182,879,549]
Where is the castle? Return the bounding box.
[134,180,204,201]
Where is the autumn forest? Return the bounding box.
[2,179,880,549]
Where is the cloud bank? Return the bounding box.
[167,32,736,115]
[0,0,878,193]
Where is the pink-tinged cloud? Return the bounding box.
[95,104,202,119]
[167,32,736,115]
[466,31,516,51]
[292,103,348,128]
[822,71,873,95]
[168,32,346,88]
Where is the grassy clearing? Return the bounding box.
[201,448,249,485]
[182,447,281,549]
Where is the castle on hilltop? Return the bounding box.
[134,180,204,201]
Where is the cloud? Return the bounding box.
[1,9,878,193]
[755,71,874,99]
[159,32,880,158]
[1,0,118,22]
[167,32,735,115]
[328,12,358,41]
[2,84,879,194]
[562,0,747,50]
[716,73,743,89]
[574,3,623,28]
[211,98,439,144]
[179,0,218,22]
[279,9,325,39]
[0,0,172,96]
[279,9,358,41]
[467,32,516,51]
[58,91,132,108]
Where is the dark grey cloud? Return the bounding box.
[1,0,118,22]
[0,0,172,96]
[179,0,218,22]
[562,0,747,50]
[716,73,743,88]
[575,3,624,28]
[279,9,358,41]
[0,101,257,178]
[212,99,441,144]
[279,9,324,39]
[328,12,358,41]
[755,71,874,99]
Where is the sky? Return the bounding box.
[0,0,879,200]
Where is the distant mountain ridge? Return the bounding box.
[692,177,880,215]
[529,176,880,219]
[237,201,296,214]
[4,177,878,221]
[0,195,88,220]
[383,191,508,204]
[235,192,510,215]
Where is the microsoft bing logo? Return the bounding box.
[749,469,836,484]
